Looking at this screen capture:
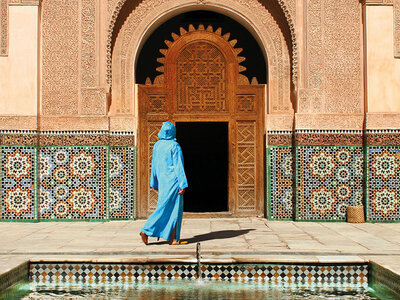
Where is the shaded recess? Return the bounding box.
[135,10,267,84]
[176,122,229,212]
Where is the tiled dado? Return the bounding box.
[295,130,364,221]
[366,130,400,222]
[29,263,368,283]
[268,146,294,220]
[39,147,108,220]
[109,147,135,220]
[0,146,37,221]
[0,130,136,221]
[267,131,294,220]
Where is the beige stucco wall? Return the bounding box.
[367,5,400,113]
[0,6,38,116]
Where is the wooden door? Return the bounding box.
[137,25,265,218]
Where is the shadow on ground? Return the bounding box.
[149,229,255,245]
[186,229,255,243]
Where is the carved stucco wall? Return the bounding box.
[109,0,295,116]
[395,0,400,57]
[41,0,106,117]
[299,0,363,116]
[107,0,297,84]
[0,0,8,56]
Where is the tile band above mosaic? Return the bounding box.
[267,131,293,146]
[29,263,368,283]
[0,130,38,146]
[295,130,363,146]
[0,130,136,147]
[366,130,400,145]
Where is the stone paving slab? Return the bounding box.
[0,218,399,279]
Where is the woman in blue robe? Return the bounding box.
[140,122,188,245]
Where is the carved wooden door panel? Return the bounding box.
[138,25,265,218]
[138,87,169,216]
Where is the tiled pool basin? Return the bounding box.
[0,262,398,299]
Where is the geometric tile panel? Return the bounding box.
[29,263,199,282]
[367,146,400,222]
[296,146,364,221]
[29,263,368,283]
[109,147,135,220]
[268,147,294,220]
[201,264,368,283]
[0,146,37,220]
[39,147,107,220]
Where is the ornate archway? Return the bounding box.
[108,0,295,116]
[137,25,265,217]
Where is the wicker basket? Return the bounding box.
[347,206,365,223]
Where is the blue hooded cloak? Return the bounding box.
[140,122,188,241]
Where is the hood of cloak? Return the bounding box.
[158,122,176,140]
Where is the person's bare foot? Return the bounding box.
[140,231,148,245]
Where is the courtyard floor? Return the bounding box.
[1,218,400,278]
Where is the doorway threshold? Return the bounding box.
[183,212,233,218]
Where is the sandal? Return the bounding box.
[170,240,188,245]
[140,231,148,245]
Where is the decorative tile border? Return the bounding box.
[110,131,135,147]
[366,130,400,146]
[267,131,293,146]
[39,146,108,221]
[0,130,38,146]
[267,146,294,220]
[1,146,37,221]
[29,263,368,283]
[295,130,363,146]
[201,264,368,282]
[109,147,135,220]
[29,263,199,281]
[39,131,109,146]
[366,146,400,222]
[296,146,364,221]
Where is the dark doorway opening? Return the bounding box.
[176,122,228,212]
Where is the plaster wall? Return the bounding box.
[367,5,400,113]
[0,6,37,116]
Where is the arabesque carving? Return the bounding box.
[107,0,297,86]
[395,0,400,57]
[81,0,97,87]
[42,0,80,115]
[110,0,293,115]
[0,0,8,56]
[302,0,363,115]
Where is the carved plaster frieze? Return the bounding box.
[0,116,38,130]
[266,114,294,131]
[395,0,400,57]
[304,0,363,114]
[109,116,136,132]
[42,0,104,116]
[363,0,393,4]
[366,113,400,129]
[39,116,109,131]
[295,113,364,131]
[8,0,40,5]
[42,0,80,115]
[0,0,8,56]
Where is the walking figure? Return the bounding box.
[140,122,188,245]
